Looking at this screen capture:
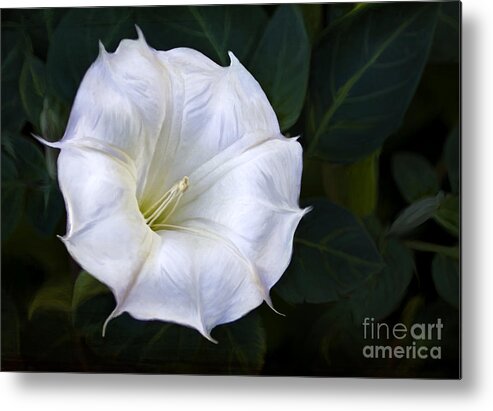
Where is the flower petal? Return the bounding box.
[170,133,307,295]
[61,34,173,183]
[61,31,280,212]
[115,229,266,341]
[141,48,280,206]
[56,145,156,306]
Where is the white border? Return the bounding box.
[2,0,492,409]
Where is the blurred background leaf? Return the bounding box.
[389,192,444,236]
[432,253,459,309]
[274,199,383,304]
[392,152,439,203]
[429,2,460,64]
[249,5,310,131]
[47,7,136,102]
[137,5,267,66]
[349,239,415,323]
[444,126,460,194]
[73,287,266,374]
[434,194,459,237]
[19,53,46,131]
[308,3,439,163]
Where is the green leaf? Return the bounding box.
[433,194,459,237]
[432,253,459,309]
[1,27,27,132]
[392,152,439,203]
[299,4,323,44]
[349,239,414,323]
[138,312,266,374]
[47,7,136,102]
[429,2,460,64]
[40,95,70,142]
[274,199,384,304]
[4,135,64,236]
[326,3,376,30]
[74,291,266,374]
[444,126,459,194]
[389,192,444,236]
[9,136,47,182]
[72,271,110,312]
[405,240,459,260]
[323,149,379,217]
[137,5,267,66]
[308,3,439,162]
[25,178,65,236]
[3,8,68,58]
[1,153,24,241]
[19,54,47,129]
[249,5,310,131]
[28,281,72,320]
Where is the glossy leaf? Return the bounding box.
[249,5,310,131]
[349,239,414,322]
[392,152,439,203]
[309,3,439,162]
[274,199,384,303]
[47,7,135,102]
[389,192,444,236]
[137,5,267,66]
[74,290,267,374]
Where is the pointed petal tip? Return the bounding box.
[98,40,107,56]
[32,133,63,149]
[265,295,285,317]
[199,328,218,344]
[302,206,314,216]
[227,51,240,67]
[135,25,146,43]
[102,307,120,338]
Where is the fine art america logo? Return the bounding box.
[362,317,443,360]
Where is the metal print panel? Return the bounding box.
[0,1,461,378]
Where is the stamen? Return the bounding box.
[143,176,189,227]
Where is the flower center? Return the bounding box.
[142,176,189,230]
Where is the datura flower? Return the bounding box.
[37,28,308,342]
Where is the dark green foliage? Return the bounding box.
[47,8,136,102]
[392,152,439,203]
[309,3,439,162]
[249,5,310,131]
[1,3,460,378]
[432,253,459,309]
[274,199,383,303]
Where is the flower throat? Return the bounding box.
[142,176,189,230]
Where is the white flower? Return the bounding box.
[38,28,308,342]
